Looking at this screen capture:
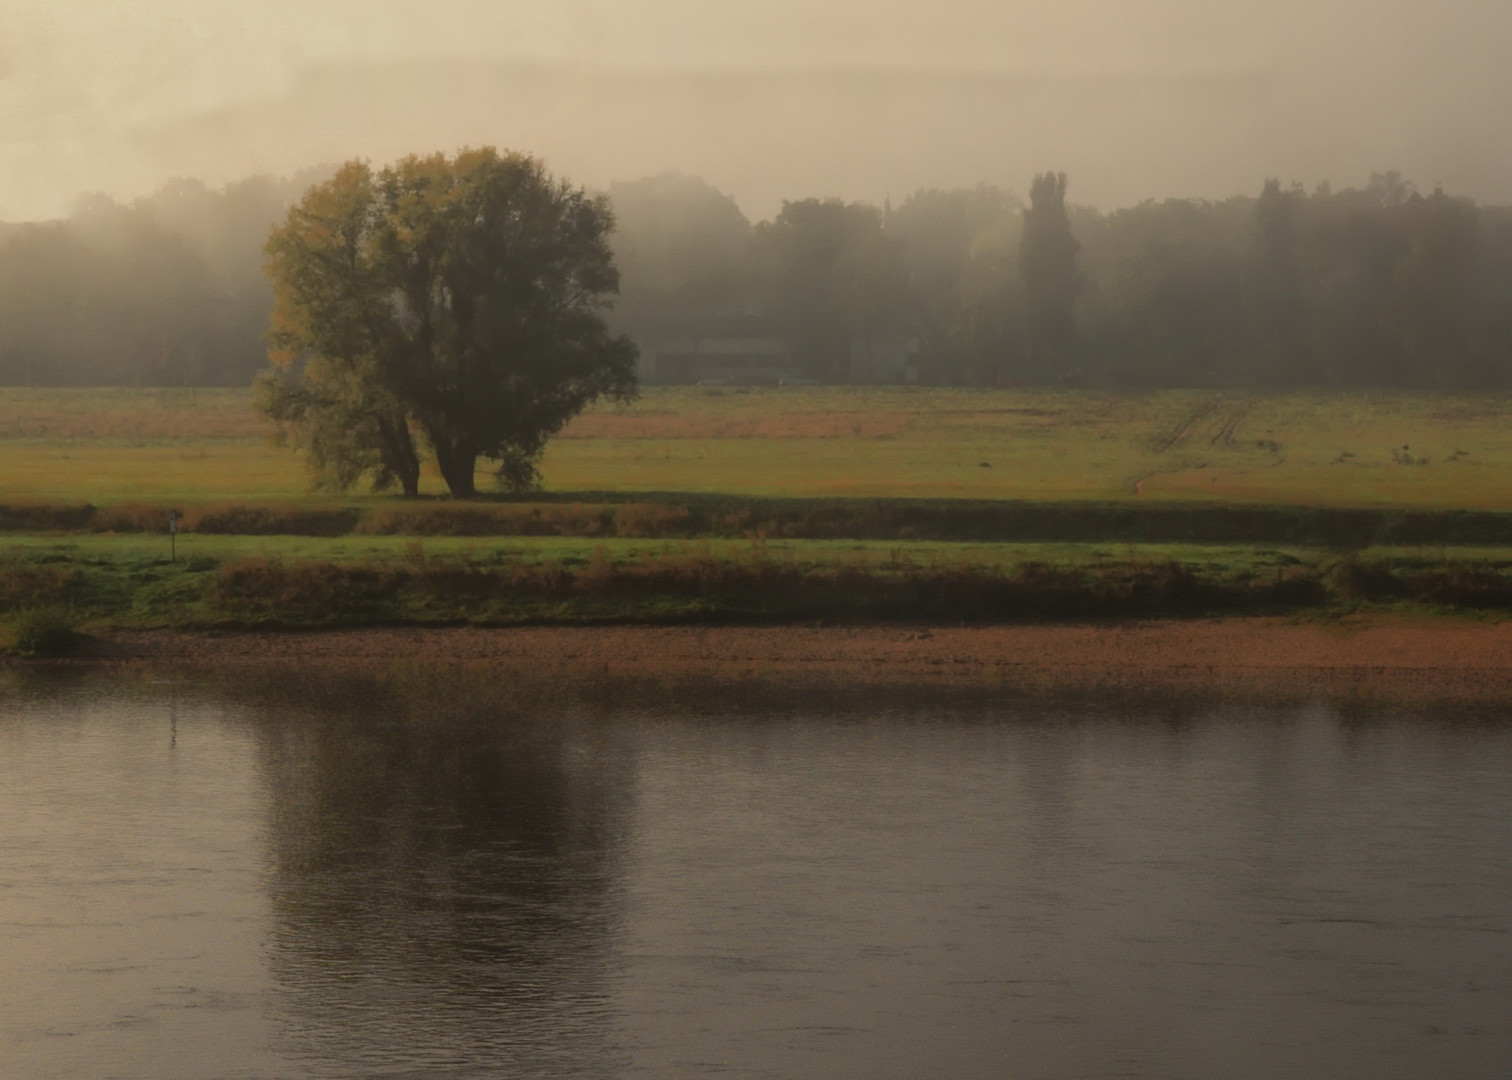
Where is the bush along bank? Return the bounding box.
[16,497,1512,547]
[13,546,1512,638]
[198,553,1327,626]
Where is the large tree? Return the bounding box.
[260,149,638,497]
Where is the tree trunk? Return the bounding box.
[378,413,422,497]
[395,435,422,497]
[434,438,478,498]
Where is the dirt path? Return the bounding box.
[53,615,1512,703]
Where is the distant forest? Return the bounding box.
[3,167,1510,390]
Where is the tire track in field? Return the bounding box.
[1137,396,1253,494]
[1210,398,1254,447]
[1151,398,1222,453]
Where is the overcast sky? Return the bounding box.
[3,0,1511,221]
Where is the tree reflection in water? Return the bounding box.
[245,668,636,1077]
[5,666,1512,1078]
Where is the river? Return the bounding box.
[2,668,1509,1079]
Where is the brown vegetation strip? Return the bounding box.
[560,410,912,440]
[75,615,1512,703]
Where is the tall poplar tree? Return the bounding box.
[1019,171,1082,379]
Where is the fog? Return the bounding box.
[4,0,1512,222]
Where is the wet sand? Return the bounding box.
[61,615,1512,703]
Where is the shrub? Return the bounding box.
[1328,555,1405,600]
[9,607,82,657]
[206,558,399,623]
[0,502,96,531]
[0,563,79,608]
[613,503,694,537]
[361,504,503,536]
[90,503,172,532]
[358,501,695,538]
[1408,563,1512,608]
[187,504,361,536]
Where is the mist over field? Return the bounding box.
[5,1,1512,393]
[4,0,1512,221]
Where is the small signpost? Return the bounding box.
[168,510,178,563]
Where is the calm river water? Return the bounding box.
[2,668,1510,1080]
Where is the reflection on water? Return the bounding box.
[251,673,634,1077]
[2,669,1511,1079]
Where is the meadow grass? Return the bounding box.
[7,385,1512,636]
[5,385,1512,507]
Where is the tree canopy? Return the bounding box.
[259,149,638,497]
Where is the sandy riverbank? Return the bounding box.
[47,615,1512,703]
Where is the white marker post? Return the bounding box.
[168,510,178,563]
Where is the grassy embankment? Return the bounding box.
[5,386,1512,645]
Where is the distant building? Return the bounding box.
[849,333,921,384]
[641,338,795,385]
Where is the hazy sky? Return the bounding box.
[4,0,1511,221]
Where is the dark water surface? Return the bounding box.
[2,670,1510,1079]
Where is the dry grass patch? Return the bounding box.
[358,501,694,538]
[562,410,913,440]
[89,504,174,532]
[0,562,80,610]
[187,504,360,536]
[0,388,274,441]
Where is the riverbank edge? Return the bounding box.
[13,496,1512,547]
[16,615,1512,705]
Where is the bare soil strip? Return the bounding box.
[60,616,1512,704]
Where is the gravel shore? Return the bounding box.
[55,615,1512,704]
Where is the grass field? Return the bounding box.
[7,385,1512,643]
[4,386,1512,507]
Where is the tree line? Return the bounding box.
[0,170,331,387]
[3,166,1510,389]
